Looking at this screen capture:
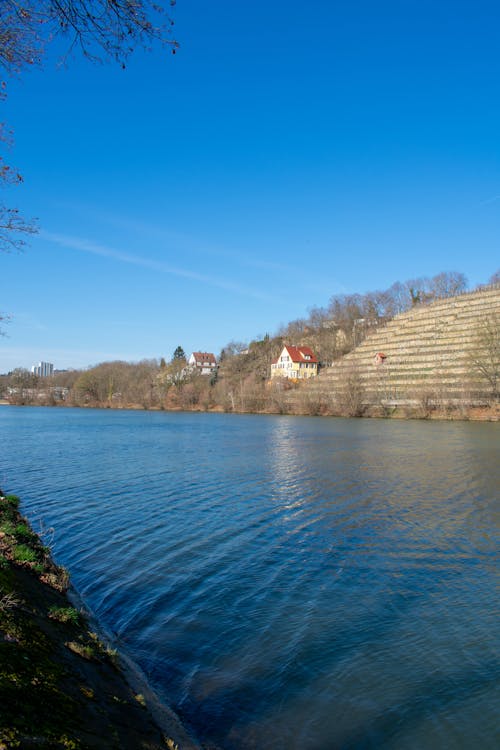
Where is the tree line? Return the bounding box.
[2,269,498,414]
[280,269,474,366]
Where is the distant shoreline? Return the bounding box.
[1,399,498,422]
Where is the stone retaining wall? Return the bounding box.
[301,285,500,407]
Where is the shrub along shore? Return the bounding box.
[0,492,201,750]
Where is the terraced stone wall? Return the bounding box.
[300,285,500,408]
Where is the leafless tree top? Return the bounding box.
[0,0,178,74]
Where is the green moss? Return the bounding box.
[12,544,38,564]
[4,495,20,508]
[0,520,16,536]
[14,522,38,544]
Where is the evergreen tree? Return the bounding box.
[172,346,186,361]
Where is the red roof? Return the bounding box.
[191,352,217,364]
[273,345,318,364]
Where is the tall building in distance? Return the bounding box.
[31,361,54,378]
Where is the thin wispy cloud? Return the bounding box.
[42,231,276,302]
[481,195,500,205]
[48,202,303,276]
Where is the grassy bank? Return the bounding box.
[0,493,199,750]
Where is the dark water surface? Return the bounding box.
[1,407,498,749]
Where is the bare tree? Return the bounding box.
[0,1,178,74]
[0,310,10,336]
[0,103,38,253]
[428,271,468,300]
[267,379,291,415]
[386,281,412,315]
[8,366,39,403]
[469,313,500,401]
[334,365,365,417]
[219,340,248,359]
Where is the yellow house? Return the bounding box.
[270,345,319,380]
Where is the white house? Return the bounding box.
[188,352,218,376]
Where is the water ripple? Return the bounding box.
[1,408,498,750]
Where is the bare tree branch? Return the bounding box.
[469,313,500,401]
[0,0,178,73]
[0,0,177,256]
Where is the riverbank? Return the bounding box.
[1,399,499,421]
[0,493,201,750]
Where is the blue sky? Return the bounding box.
[1,0,499,371]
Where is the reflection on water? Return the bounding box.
[0,408,498,749]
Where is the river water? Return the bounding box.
[0,407,498,749]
